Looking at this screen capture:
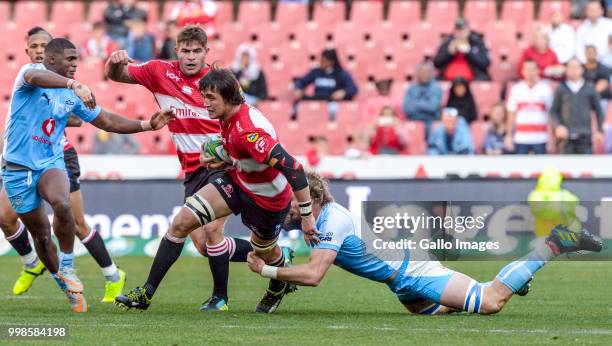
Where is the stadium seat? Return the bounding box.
[464,0,497,32]
[87,0,108,22]
[255,101,293,128]
[387,1,421,27]
[312,0,346,28]
[293,22,333,52]
[275,1,308,26]
[369,21,409,48]
[135,131,174,155]
[538,0,571,21]
[502,0,536,23]
[424,0,459,26]
[50,0,85,28]
[350,1,384,23]
[262,60,296,101]
[332,21,367,49]
[399,121,427,155]
[13,1,48,28]
[471,81,502,120]
[0,1,9,22]
[470,121,489,154]
[407,21,443,59]
[237,1,272,27]
[65,126,97,154]
[250,22,291,51]
[482,21,517,47]
[215,1,234,25]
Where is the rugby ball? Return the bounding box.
[203,135,232,164]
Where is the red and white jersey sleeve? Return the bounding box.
[128,60,219,173]
[222,104,292,212]
[506,80,553,145]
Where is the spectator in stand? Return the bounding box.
[505,60,553,155]
[427,107,474,155]
[125,18,156,63]
[362,78,401,123]
[575,0,612,63]
[159,20,180,60]
[518,28,565,80]
[104,0,147,47]
[305,135,328,167]
[603,35,612,68]
[551,58,604,154]
[169,0,218,38]
[403,62,442,132]
[583,45,611,118]
[231,43,268,106]
[83,21,117,71]
[484,103,510,155]
[369,106,407,155]
[344,133,370,159]
[547,11,576,64]
[93,130,140,155]
[446,76,477,124]
[292,48,358,121]
[433,18,491,81]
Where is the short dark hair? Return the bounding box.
[198,67,244,105]
[177,25,208,47]
[27,26,51,39]
[45,38,76,55]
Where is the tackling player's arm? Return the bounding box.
[247,249,337,286]
[89,108,175,134]
[66,115,83,127]
[104,50,137,84]
[267,143,319,245]
[23,69,96,109]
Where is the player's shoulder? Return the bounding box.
[240,104,276,136]
[17,63,45,76]
[318,203,357,233]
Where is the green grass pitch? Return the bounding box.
[1,257,611,345]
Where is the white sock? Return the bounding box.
[22,251,39,269]
[101,263,120,282]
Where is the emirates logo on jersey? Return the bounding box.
[42,118,56,137]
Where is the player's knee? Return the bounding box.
[250,238,277,260]
[479,297,504,315]
[49,199,71,217]
[32,231,52,248]
[184,194,216,227]
[170,213,197,238]
[190,234,208,257]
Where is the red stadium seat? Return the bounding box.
[50,1,85,29]
[482,21,518,47]
[312,0,346,28]
[538,0,571,21]
[215,1,234,25]
[263,60,296,101]
[502,0,536,23]
[0,1,9,22]
[387,1,421,27]
[369,21,410,48]
[87,0,108,22]
[350,1,384,23]
[400,121,427,155]
[13,1,48,28]
[275,1,308,26]
[464,0,497,32]
[332,21,367,49]
[471,81,502,120]
[135,130,174,155]
[408,21,443,59]
[255,101,293,127]
[470,121,489,154]
[293,22,333,52]
[424,0,459,25]
[65,126,97,154]
[237,1,271,27]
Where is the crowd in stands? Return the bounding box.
[2,0,612,159]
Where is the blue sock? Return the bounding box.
[496,252,547,293]
[59,252,74,269]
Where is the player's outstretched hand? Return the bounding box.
[73,82,97,110]
[301,214,319,246]
[149,109,176,130]
[109,50,135,66]
[200,154,227,170]
[247,251,265,274]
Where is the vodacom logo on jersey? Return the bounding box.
[42,118,56,136]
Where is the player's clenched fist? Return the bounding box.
[109,50,134,65]
[69,81,96,110]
